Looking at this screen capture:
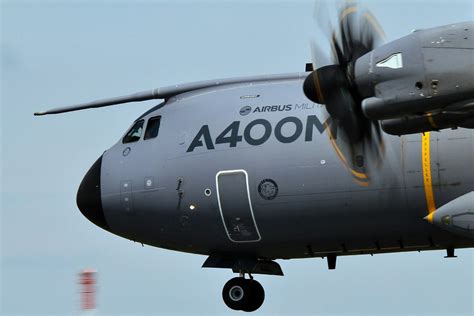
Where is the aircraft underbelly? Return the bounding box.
[136,129,473,258]
[193,130,472,257]
[247,129,474,257]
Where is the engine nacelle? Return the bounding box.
[381,111,474,135]
[355,22,474,120]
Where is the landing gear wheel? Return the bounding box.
[222,277,265,312]
[242,279,265,312]
[222,277,250,311]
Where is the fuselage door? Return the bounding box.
[216,170,261,243]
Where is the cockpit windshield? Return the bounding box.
[122,120,144,143]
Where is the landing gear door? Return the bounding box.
[216,170,261,243]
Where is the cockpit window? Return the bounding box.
[144,116,161,140]
[123,120,144,143]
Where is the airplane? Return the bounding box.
[35,2,474,312]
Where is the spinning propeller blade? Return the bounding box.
[304,1,386,183]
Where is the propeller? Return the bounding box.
[304,0,386,182]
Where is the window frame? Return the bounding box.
[144,116,162,140]
[122,119,145,144]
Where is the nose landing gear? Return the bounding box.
[222,276,265,312]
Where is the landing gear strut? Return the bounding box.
[222,275,265,312]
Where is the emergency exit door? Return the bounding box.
[216,170,261,242]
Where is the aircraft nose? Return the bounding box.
[76,155,109,230]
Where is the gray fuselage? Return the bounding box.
[95,76,474,260]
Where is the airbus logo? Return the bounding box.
[239,106,252,116]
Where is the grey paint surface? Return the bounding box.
[3,1,474,315]
[431,192,474,237]
[97,77,474,260]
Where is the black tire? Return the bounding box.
[222,277,250,311]
[242,279,265,312]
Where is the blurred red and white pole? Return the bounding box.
[79,269,97,313]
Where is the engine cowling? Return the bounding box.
[381,110,474,135]
[354,22,474,121]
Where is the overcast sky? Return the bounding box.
[2,0,474,315]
